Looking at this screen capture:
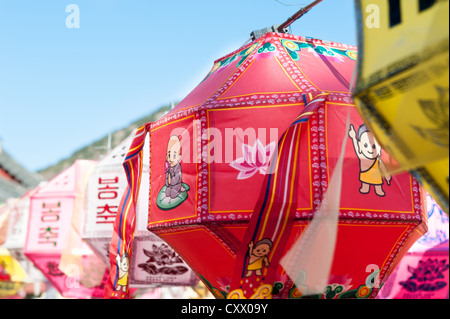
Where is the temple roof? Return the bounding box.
[0,148,44,203]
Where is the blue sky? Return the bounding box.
[0,0,357,173]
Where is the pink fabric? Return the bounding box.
[24,160,106,298]
[378,194,449,299]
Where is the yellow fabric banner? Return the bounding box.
[353,0,449,213]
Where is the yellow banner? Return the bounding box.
[355,0,449,89]
[353,0,449,213]
[0,250,26,297]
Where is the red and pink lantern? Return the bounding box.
[106,31,428,299]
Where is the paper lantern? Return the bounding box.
[83,132,198,289]
[106,32,427,299]
[24,160,107,298]
[2,190,46,293]
[378,193,449,299]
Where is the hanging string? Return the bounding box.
[240,37,252,48]
[249,0,324,41]
[277,0,324,32]
[274,0,307,6]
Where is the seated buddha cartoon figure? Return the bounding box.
[157,135,190,210]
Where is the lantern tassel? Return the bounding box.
[280,107,350,297]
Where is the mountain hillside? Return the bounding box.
[37,104,171,180]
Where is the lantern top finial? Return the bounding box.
[250,0,324,41]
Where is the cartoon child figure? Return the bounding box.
[162,135,186,205]
[348,124,392,197]
[245,238,273,277]
[115,252,130,292]
[0,261,11,281]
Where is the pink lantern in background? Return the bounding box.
[378,193,449,299]
[3,189,46,294]
[23,160,107,298]
[0,202,9,246]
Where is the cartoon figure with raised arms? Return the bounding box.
[348,124,392,197]
[245,238,273,277]
[156,135,190,211]
[115,252,130,292]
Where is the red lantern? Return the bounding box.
[106,31,427,299]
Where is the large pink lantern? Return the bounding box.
[378,193,449,299]
[24,160,107,298]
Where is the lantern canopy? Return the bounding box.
[107,30,427,299]
[83,132,198,289]
[24,160,106,298]
[353,0,449,213]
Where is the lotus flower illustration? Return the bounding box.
[230,139,277,180]
[399,258,449,292]
[412,86,449,148]
[46,261,65,277]
[138,244,188,276]
[143,244,184,266]
[407,258,448,282]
